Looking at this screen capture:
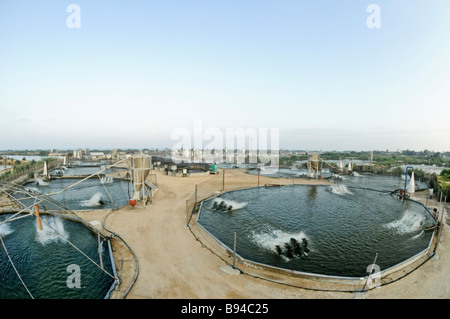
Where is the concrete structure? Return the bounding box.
[131,154,152,205]
[91,152,106,160]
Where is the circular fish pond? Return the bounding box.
[197,182,436,277]
[0,213,116,299]
[26,178,130,211]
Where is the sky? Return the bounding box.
[1,1,449,152]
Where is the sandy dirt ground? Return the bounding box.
[83,169,449,299]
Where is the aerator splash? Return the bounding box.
[275,238,310,259]
[213,200,233,211]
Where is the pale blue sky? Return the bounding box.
[1,1,449,151]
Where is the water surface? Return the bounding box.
[198,177,434,277]
[0,214,115,299]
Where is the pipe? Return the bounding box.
[102,210,139,299]
[104,238,119,299]
[98,232,104,270]
[34,204,43,231]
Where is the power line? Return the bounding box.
[0,235,34,299]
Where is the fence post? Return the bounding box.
[195,184,198,204]
[186,200,189,226]
[233,232,237,269]
[362,253,378,291]
[222,169,225,191]
[258,168,260,187]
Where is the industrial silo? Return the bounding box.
[131,155,152,203]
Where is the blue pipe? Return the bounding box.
[404,166,414,198]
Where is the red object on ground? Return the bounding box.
[129,199,137,207]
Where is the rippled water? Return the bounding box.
[25,178,130,211]
[198,176,435,277]
[0,214,115,299]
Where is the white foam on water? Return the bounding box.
[330,184,353,196]
[35,215,69,245]
[384,210,426,235]
[35,178,49,186]
[81,192,104,207]
[332,174,345,181]
[409,230,425,240]
[250,227,309,258]
[0,222,14,238]
[212,198,248,211]
[100,176,113,184]
[26,187,40,193]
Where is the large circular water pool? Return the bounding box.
[198,181,435,277]
[25,178,130,211]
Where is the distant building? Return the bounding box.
[90,152,105,160]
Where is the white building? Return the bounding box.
[90,152,105,160]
